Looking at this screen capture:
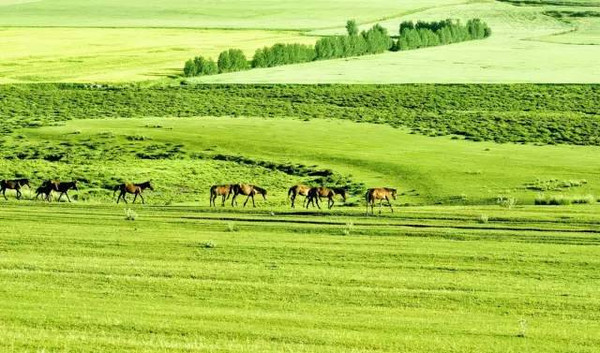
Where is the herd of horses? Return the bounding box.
[211,183,397,214]
[1,178,397,214]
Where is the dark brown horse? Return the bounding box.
[210,184,234,207]
[305,187,336,209]
[1,178,30,200]
[365,187,397,215]
[288,184,312,208]
[114,181,153,204]
[56,181,79,202]
[35,180,59,201]
[331,187,348,202]
[231,184,267,207]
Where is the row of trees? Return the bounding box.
[183,18,491,77]
[252,43,316,68]
[314,23,392,60]
[394,19,491,51]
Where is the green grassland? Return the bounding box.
[1,203,599,352]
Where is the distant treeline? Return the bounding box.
[183,18,491,77]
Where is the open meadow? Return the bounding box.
[1,203,599,352]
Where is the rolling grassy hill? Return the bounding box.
[4,116,598,206]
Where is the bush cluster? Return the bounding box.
[393,19,491,51]
[183,56,218,77]
[1,84,598,146]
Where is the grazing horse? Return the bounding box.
[288,184,312,208]
[365,187,397,215]
[1,178,30,200]
[231,184,267,207]
[210,184,234,207]
[56,181,79,202]
[305,187,336,210]
[35,180,59,201]
[114,181,154,204]
[330,187,348,202]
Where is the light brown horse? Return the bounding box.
[35,180,59,201]
[231,184,267,207]
[365,187,397,215]
[1,178,30,200]
[305,187,336,209]
[56,181,79,202]
[288,184,312,208]
[210,184,234,207]
[114,181,153,204]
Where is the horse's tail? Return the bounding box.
[288,186,295,200]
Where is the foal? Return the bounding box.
[209,184,234,207]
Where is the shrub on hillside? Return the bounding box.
[218,49,249,73]
[183,56,218,77]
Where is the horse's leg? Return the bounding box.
[221,195,226,207]
[243,195,250,207]
[132,193,138,204]
[231,193,237,207]
[386,196,394,213]
[65,191,72,203]
[139,193,145,204]
[379,199,383,214]
[290,194,295,208]
[315,196,321,210]
[2,187,7,200]
[16,188,22,200]
[252,194,256,208]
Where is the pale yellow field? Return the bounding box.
[196,2,600,83]
[0,28,315,83]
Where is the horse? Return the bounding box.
[288,184,312,208]
[231,184,267,207]
[56,181,79,202]
[1,178,30,200]
[210,184,234,207]
[305,187,336,210]
[114,181,153,204]
[331,187,348,202]
[365,187,397,215]
[35,180,59,201]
